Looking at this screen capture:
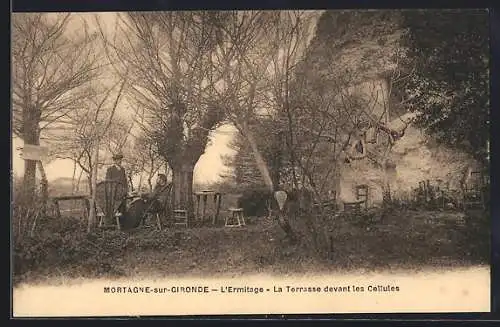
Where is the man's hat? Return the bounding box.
[112,153,124,160]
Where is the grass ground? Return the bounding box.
[13,207,489,286]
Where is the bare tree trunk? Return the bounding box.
[37,161,49,216]
[171,163,195,223]
[71,160,77,193]
[147,171,154,192]
[237,123,274,192]
[87,142,99,232]
[22,113,39,202]
[76,168,83,192]
[128,174,135,192]
[87,176,93,196]
[23,160,37,201]
[236,122,298,241]
[29,212,40,238]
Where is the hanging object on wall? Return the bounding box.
[274,190,288,211]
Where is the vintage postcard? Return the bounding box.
[11,9,491,317]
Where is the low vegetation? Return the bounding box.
[13,199,489,286]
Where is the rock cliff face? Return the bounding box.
[338,125,479,206]
[306,10,481,206]
[335,77,479,205]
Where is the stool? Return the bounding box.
[173,209,188,228]
[225,208,246,227]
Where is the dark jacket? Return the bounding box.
[148,182,172,214]
[151,182,172,203]
[105,164,128,195]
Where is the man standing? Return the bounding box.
[105,153,128,222]
[106,153,128,190]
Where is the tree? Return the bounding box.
[400,9,489,165]
[12,13,101,201]
[124,133,164,192]
[204,11,323,242]
[100,12,228,222]
[264,11,320,190]
[223,117,283,189]
[137,135,165,192]
[207,11,278,193]
[52,78,127,195]
[263,10,411,251]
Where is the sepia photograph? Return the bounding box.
[11,9,491,316]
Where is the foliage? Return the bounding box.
[13,206,489,283]
[12,176,47,243]
[220,10,412,251]
[13,217,128,277]
[399,9,489,164]
[223,118,284,189]
[236,188,274,217]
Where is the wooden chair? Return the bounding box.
[141,183,173,230]
[463,171,485,210]
[194,190,223,225]
[313,191,338,216]
[355,184,369,209]
[173,209,188,228]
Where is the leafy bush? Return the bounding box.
[12,176,48,244]
[13,217,184,280]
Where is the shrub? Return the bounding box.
[12,176,49,244]
[237,188,274,217]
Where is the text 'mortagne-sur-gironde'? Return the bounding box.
[104,284,400,294]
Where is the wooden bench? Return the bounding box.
[50,195,90,219]
[343,200,365,214]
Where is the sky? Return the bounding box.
[11,125,238,184]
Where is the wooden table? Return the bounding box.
[193,190,223,225]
